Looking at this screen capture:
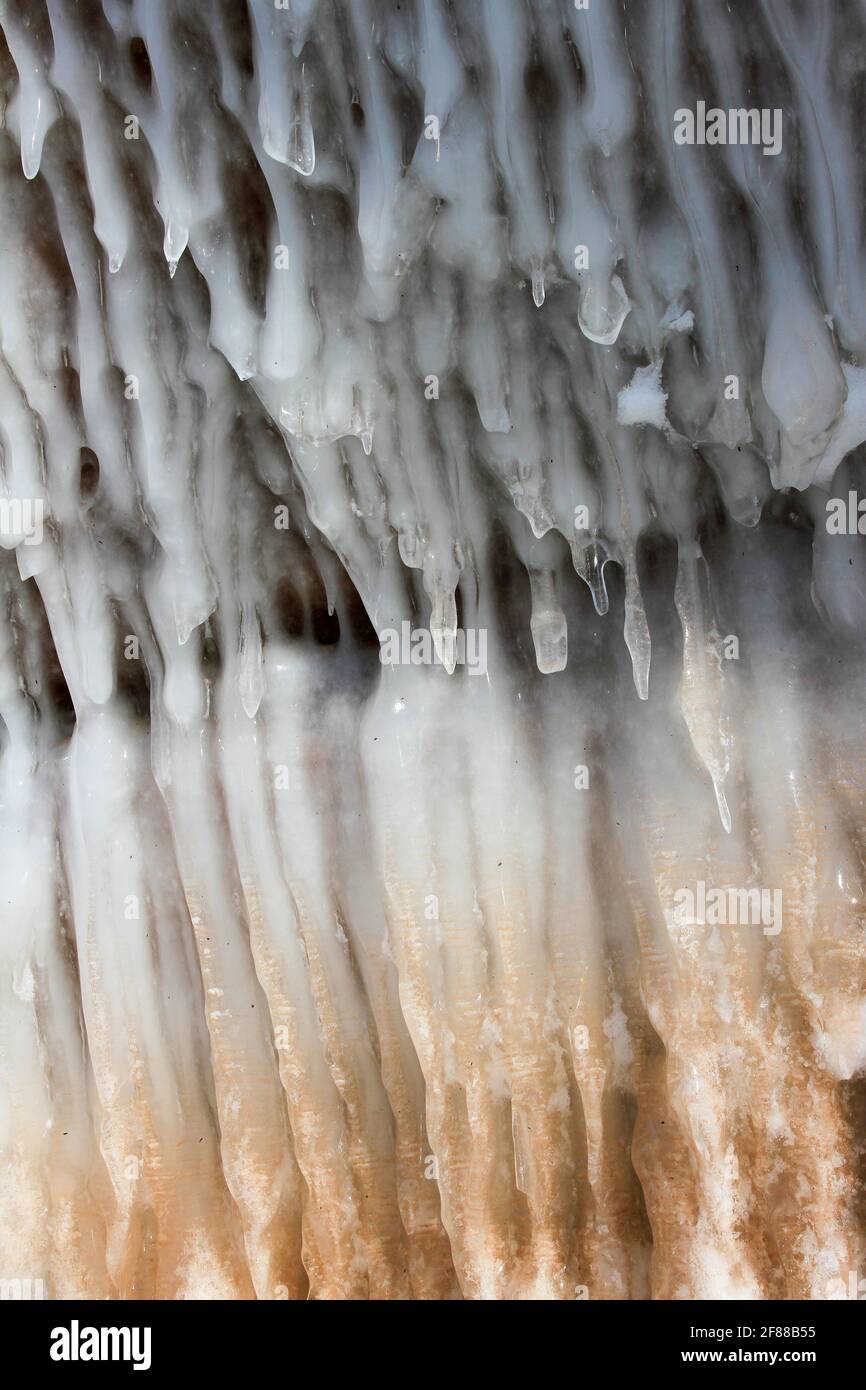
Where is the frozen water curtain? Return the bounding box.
[1,0,866,1304]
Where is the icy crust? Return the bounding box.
[0,0,866,712]
[0,0,865,1300]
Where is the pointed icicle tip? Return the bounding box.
[240,681,263,720]
[163,220,188,273]
[432,626,457,675]
[715,785,732,835]
[286,119,316,177]
[531,266,545,308]
[575,542,610,616]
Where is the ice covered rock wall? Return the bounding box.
[0,0,865,1299]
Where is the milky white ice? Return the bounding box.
[0,0,865,1301]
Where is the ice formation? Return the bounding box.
[1,0,865,1300]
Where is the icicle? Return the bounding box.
[398,528,421,568]
[16,82,57,181]
[578,273,631,346]
[531,264,546,308]
[350,389,374,456]
[285,67,316,178]
[528,569,567,674]
[430,585,457,675]
[574,541,610,616]
[511,1108,531,1197]
[239,605,265,720]
[673,545,733,834]
[163,220,188,276]
[622,555,651,700]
